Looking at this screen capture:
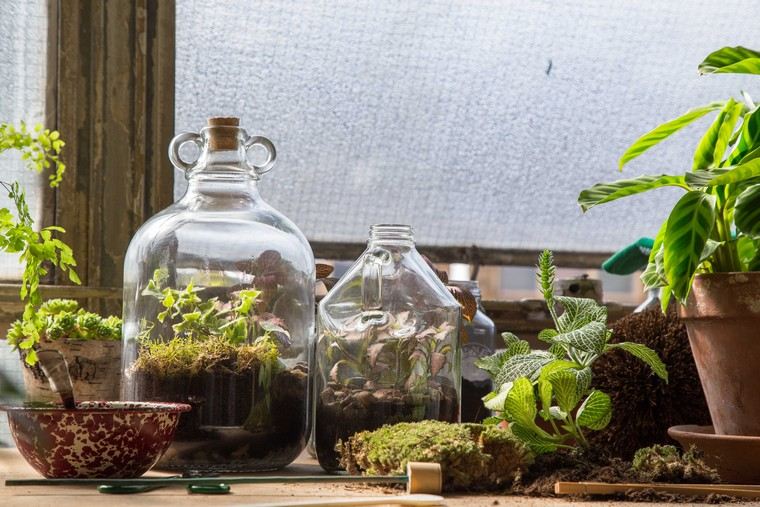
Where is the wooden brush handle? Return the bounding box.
[253,494,444,507]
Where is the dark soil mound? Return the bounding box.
[591,308,711,459]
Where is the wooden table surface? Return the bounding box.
[0,448,749,506]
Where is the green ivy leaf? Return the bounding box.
[618,102,726,169]
[699,46,760,75]
[576,390,612,430]
[663,191,717,302]
[607,342,669,381]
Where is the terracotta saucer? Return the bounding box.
[668,425,760,484]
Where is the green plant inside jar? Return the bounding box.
[315,308,460,471]
[128,269,309,467]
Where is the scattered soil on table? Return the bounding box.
[515,448,742,503]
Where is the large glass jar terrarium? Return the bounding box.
[121,117,314,472]
[314,224,461,471]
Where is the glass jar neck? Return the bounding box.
[187,126,257,182]
[367,224,415,248]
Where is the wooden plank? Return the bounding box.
[555,481,760,499]
[51,0,175,315]
[312,241,611,269]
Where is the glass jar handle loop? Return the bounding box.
[245,136,277,175]
[168,132,202,172]
[361,248,390,311]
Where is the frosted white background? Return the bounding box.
[0,0,48,443]
[175,0,756,252]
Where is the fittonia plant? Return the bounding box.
[476,251,668,454]
[324,311,455,393]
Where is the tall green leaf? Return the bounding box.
[576,390,612,430]
[735,184,760,237]
[699,46,760,75]
[730,106,760,164]
[509,423,558,454]
[607,342,669,381]
[548,369,581,413]
[663,191,717,302]
[578,175,689,211]
[618,102,725,170]
[700,158,760,186]
[692,99,744,169]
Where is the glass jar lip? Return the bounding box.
[368,224,414,242]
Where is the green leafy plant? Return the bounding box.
[134,269,288,377]
[476,250,668,454]
[0,122,80,364]
[578,46,760,309]
[7,299,120,348]
[321,311,456,394]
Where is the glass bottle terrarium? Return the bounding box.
[449,280,496,423]
[314,224,461,471]
[121,117,314,472]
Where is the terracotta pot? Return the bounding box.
[668,425,760,484]
[21,339,121,402]
[679,272,760,436]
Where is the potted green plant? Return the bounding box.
[7,299,121,401]
[0,122,122,400]
[578,46,760,435]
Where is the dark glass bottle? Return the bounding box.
[451,280,496,422]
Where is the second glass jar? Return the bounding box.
[314,224,461,471]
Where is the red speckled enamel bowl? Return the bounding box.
[4,401,190,478]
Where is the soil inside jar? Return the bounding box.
[314,383,459,471]
[461,378,492,423]
[131,362,308,472]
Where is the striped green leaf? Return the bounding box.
[509,423,557,454]
[663,191,717,302]
[730,107,760,164]
[699,46,760,75]
[578,175,689,212]
[576,390,612,430]
[619,102,725,170]
[735,184,760,237]
[607,342,668,381]
[698,159,760,186]
[494,351,555,386]
[692,99,744,169]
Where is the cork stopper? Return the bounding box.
[206,116,240,150]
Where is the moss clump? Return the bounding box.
[590,308,710,459]
[632,445,719,484]
[337,421,531,491]
[7,298,121,347]
[132,334,281,378]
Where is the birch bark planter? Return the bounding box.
[21,339,121,402]
[679,272,760,436]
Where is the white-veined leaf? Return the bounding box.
[607,342,668,381]
[494,351,555,386]
[510,423,558,454]
[576,390,612,430]
[504,377,537,429]
[551,321,608,355]
[548,369,580,414]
